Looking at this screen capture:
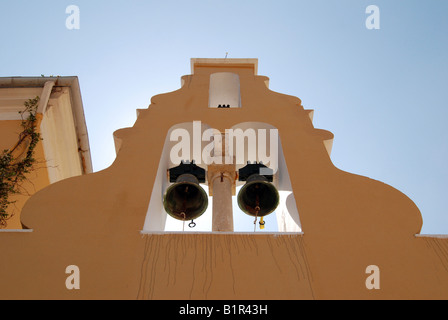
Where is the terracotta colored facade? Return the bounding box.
[0,59,447,300]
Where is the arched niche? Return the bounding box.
[229,122,301,233]
[142,121,301,233]
[142,121,212,232]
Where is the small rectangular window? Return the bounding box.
[209,72,241,108]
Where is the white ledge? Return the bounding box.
[415,234,448,239]
[0,229,33,233]
[140,231,303,236]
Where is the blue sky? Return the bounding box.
[1,1,447,234]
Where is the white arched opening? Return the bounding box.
[209,72,241,108]
[142,121,301,233]
[142,122,213,232]
[229,122,301,233]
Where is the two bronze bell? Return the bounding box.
[163,162,279,223]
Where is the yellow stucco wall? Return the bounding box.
[0,60,447,299]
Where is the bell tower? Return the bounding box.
[141,58,301,233]
[1,58,447,300]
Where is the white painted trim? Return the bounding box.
[0,87,42,120]
[415,234,448,239]
[0,77,93,174]
[0,229,33,233]
[140,231,304,236]
[0,111,28,121]
[37,81,55,114]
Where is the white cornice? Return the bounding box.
[0,77,93,174]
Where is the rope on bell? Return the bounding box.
[254,194,260,232]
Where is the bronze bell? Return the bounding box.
[237,173,279,217]
[163,173,208,221]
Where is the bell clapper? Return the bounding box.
[180,212,186,231]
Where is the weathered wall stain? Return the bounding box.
[137,234,314,300]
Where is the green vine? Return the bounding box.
[0,96,41,228]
